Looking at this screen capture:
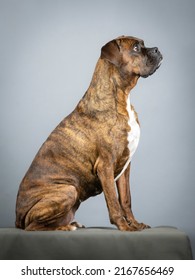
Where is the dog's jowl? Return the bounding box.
[15,36,162,231]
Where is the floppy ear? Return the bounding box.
[100,39,121,67]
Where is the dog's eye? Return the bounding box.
[133,44,140,52]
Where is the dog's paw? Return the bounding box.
[56,225,77,231]
[118,220,138,231]
[139,223,150,230]
[71,221,85,229]
[128,219,150,231]
[119,224,138,231]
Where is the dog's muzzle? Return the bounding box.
[141,47,163,78]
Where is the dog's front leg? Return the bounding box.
[116,163,135,223]
[116,163,150,230]
[96,157,136,231]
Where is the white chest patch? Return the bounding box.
[114,96,140,181]
[127,97,140,162]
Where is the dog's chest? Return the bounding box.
[114,97,140,181]
[127,97,140,161]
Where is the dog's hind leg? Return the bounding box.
[24,185,81,231]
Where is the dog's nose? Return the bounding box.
[151,47,159,54]
[148,47,162,60]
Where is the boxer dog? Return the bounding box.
[16,36,162,231]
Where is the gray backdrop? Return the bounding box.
[0,0,195,258]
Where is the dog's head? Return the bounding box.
[101,36,163,78]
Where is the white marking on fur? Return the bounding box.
[114,96,140,181]
[71,225,77,231]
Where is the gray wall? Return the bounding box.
[0,0,195,258]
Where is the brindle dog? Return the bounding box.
[16,36,162,231]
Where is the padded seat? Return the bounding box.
[0,226,193,260]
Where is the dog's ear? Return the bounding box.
[101,39,121,67]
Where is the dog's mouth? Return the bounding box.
[141,53,163,78]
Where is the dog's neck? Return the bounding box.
[90,59,139,93]
[77,59,139,118]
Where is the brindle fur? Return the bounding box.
[15,36,162,231]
